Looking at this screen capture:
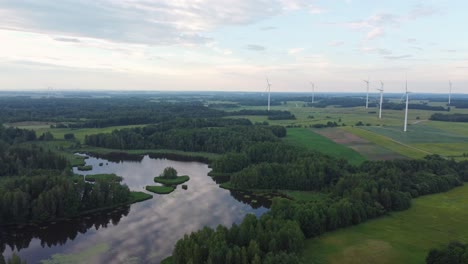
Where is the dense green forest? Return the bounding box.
[164,135,468,263]
[0,98,223,127]
[85,119,287,153]
[0,124,138,225]
[430,113,468,122]
[426,241,468,264]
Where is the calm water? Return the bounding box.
[1,154,271,263]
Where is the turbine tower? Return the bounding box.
[377,81,384,119]
[403,77,411,132]
[449,81,452,105]
[266,78,272,111]
[310,82,315,104]
[363,79,370,108]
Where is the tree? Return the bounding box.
[64,133,75,140]
[160,167,178,179]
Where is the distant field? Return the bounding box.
[362,124,468,144]
[34,125,146,143]
[341,127,429,159]
[313,128,405,161]
[284,128,366,165]
[302,184,468,264]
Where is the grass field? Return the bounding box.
[341,127,429,159]
[31,124,146,143]
[302,184,468,264]
[284,128,367,165]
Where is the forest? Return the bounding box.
[0,124,137,225]
[0,97,223,128]
[163,133,468,263]
[84,119,287,153]
[430,113,468,122]
[426,241,468,264]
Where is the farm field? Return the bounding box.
[284,128,366,165]
[302,184,468,264]
[312,127,405,160]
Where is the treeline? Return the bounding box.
[383,102,447,111]
[311,97,377,108]
[166,214,304,264]
[451,100,468,109]
[0,125,67,176]
[430,113,468,122]
[166,137,468,263]
[0,124,135,225]
[85,120,287,153]
[229,110,296,120]
[0,97,223,127]
[426,241,468,264]
[0,173,131,224]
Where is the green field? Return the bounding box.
[284,128,366,165]
[302,184,468,264]
[341,127,429,159]
[31,124,146,143]
[362,124,468,144]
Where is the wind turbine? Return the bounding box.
[377,81,384,119]
[449,81,452,105]
[266,78,272,111]
[363,79,370,108]
[310,82,315,104]
[403,77,411,132]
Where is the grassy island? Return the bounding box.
[145,185,175,194]
[77,165,93,171]
[85,173,123,182]
[154,175,189,185]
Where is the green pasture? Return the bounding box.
[302,184,468,264]
[362,124,468,144]
[284,128,366,165]
[34,124,146,143]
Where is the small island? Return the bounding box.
[145,167,190,195]
[77,165,93,171]
[85,173,123,182]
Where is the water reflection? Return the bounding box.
[2,155,269,263]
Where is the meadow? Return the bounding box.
[302,184,468,264]
[284,128,367,165]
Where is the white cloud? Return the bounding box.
[329,41,345,47]
[288,48,304,54]
[0,0,319,46]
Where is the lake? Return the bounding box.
[1,154,271,263]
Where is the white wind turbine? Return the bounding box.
[310,82,315,104]
[403,77,411,132]
[449,80,452,105]
[266,78,272,111]
[363,78,370,108]
[377,81,384,119]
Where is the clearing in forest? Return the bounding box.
[313,127,405,160]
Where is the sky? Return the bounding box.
[0,0,467,93]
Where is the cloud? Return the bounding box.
[343,4,438,41]
[288,48,304,54]
[260,26,277,31]
[0,0,318,46]
[384,54,412,60]
[366,27,384,40]
[309,7,326,14]
[329,41,345,47]
[361,47,392,55]
[54,37,81,43]
[246,44,266,51]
